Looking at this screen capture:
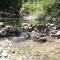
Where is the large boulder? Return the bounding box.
[31,30,47,42]
[0,22,5,28]
[0,25,21,37]
[51,30,60,38]
[21,23,33,32]
[0,26,13,37]
[34,34,47,42]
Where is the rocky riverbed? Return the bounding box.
[0,38,60,60]
[0,22,60,60]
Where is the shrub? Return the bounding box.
[21,0,60,16]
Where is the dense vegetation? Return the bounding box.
[0,0,60,17]
[0,0,22,14]
[21,0,60,16]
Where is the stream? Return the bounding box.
[0,18,60,60]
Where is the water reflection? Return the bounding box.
[0,18,39,27]
[0,18,28,27]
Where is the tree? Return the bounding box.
[0,0,22,11]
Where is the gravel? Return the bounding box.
[0,38,60,60]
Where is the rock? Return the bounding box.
[52,26,56,30]
[24,26,29,30]
[50,24,55,27]
[0,26,13,37]
[24,32,31,40]
[0,25,21,37]
[22,23,28,26]
[0,22,5,29]
[56,31,60,35]
[2,50,9,57]
[12,51,15,54]
[31,30,38,38]
[31,30,40,41]
[32,31,47,42]
[39,37,47,42]
[21,23,33,32]
[0,22,4,26]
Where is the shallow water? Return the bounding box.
[0,18,39,27]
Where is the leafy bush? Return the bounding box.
[21,0,60,16]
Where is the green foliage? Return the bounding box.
[21,0,60,16]
[21,2,44,15]
[44,0,60,15]
[0,0,60,15]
